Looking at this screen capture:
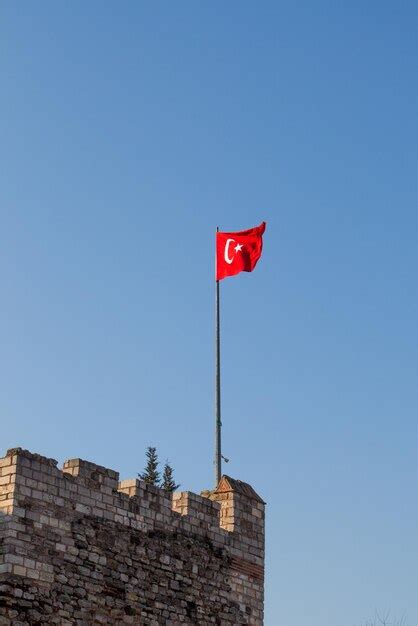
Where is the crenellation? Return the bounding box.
[172,491,221,530]
[63,458,119,493]
[0,448,265,624]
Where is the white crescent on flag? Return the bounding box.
[224,239,236,264]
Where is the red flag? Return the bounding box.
[216,222,266,281]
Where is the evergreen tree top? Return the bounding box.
[139,446,161,486]
[162,460,180,493]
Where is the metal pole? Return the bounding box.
[215,228,222,486]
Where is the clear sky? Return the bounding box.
[1,2,418,624]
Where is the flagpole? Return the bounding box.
[215,227,222,486]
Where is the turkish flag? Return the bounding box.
[216,222,266,281]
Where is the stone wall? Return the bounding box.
[0,448,265,625]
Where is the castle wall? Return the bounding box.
[0,448,265,625]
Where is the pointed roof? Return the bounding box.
[214,475,265,504]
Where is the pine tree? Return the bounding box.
[139,446,160,486]
[161,461,179,493]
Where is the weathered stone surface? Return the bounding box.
[0,448,265,624]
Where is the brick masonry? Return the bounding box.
[0,448,265,625]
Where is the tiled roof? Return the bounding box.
[215,475,265,504]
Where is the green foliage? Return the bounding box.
[139,446,161,486]
[139,448,179,492]
[161,461,180,493]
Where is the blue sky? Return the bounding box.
[1,2,418,624]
